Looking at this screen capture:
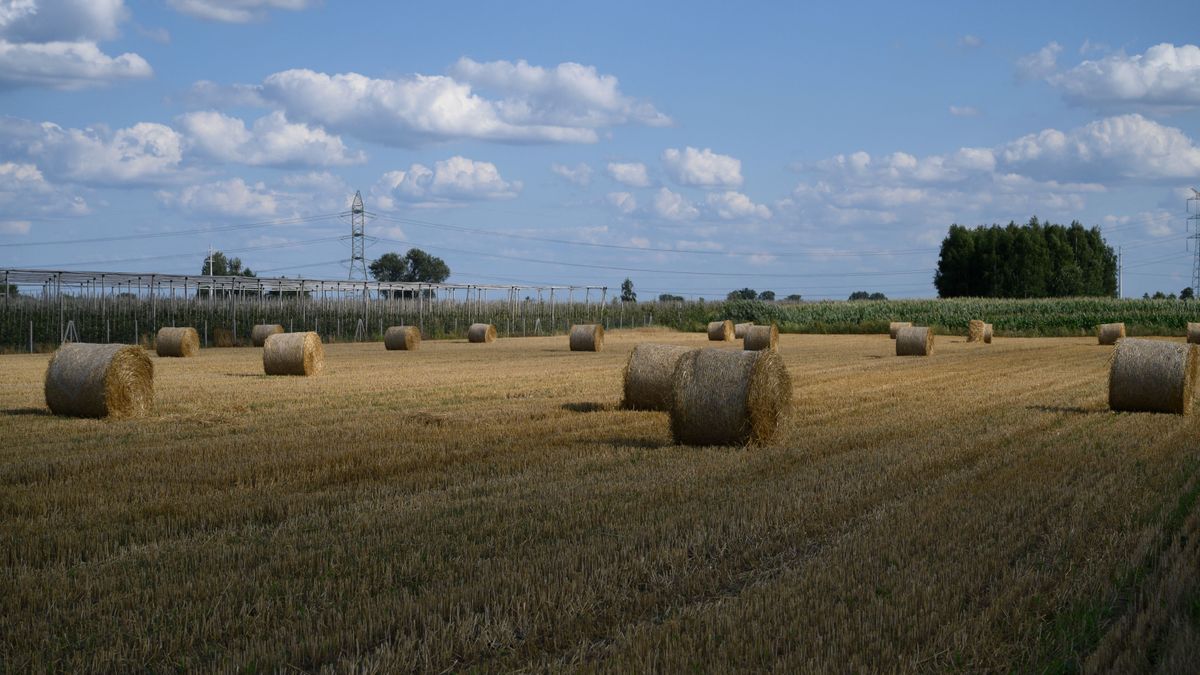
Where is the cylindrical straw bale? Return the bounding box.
[155,327,199,357]
[984,323,994,344]
[622,343,693,411]
[263,332,324,376]
[1188,322,1200,345]
[44,343,153,418]
[569,324,604,352]
[967,319,985,343]
[707,320,733,341]
[888,321,912,339]
[251,324,284,347]
[1108,338,1198,415]
[670,348,792,446]
[1098,322,1126,345]
[896,326,934,356]
[467,323,496,343]
[384,326,421,351]
[734,322,753,339]
[743,324,779,351]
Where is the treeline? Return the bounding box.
[934,217,1117,298]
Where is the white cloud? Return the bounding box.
[0,118,184,186]
[177,110,364,167]
[705,191,771,220]
[949,105,980,117]
[607,161,650,187]
[958,35,983,49]
[372,156,520,208]
[1104,210,1175,238]
[0,0,127,42]
[1048,43,1200,109]
[168,0,317,23]
[550,162,592,186]
[1016,41,1061,81]
[0,161,88,216]
[661,147,743,188]
[652,187,699,221]
[606,191,636,214]
[160,177,278,217]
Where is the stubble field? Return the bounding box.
[2,330,1199,671]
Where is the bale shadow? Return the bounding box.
[2,407,50,417]
[1026,405,1102,415]
[561,401,614,413]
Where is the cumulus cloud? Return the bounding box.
[606,191,636,214]
[168,0,318,23]
[0,161,88,218]
[705,191,771,220]
[0,0,127,42]
[372,156,520,208]
[177,110,364,167]
[1104,210,1175,238]
[0,117,184,186]
[159,177,279,217]
[1016,41,1061,81]
[1048,43,1200,109]
[607,161,650,187]
[652,187,699,221]
[661,146,743,188]
[550,162,592,186]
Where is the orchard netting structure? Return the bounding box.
[0,269,630,352]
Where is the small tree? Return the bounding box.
[1181,287,1195,300]
[657,293,684,302]
[869,292,887,300]
[848,291,871,301]
[785,294,802,302]
[620,278,636,302]
[727,288,757,300]
[759,290,776,301]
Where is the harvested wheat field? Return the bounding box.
[2,329,1199,671]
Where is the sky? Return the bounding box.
[1,0,1200,299]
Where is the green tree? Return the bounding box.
[1182,287,1195,300]
[784,294,802,302]
[727,288,757,300]
[202,250,256,278]
[657,293,684,302]
[848,291,871,301]
[759,290,776,301]
[620,278,636,302]
[404,248,450,283]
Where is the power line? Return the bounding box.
[0,213,342,248]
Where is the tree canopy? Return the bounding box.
[933,217,1117,298]
[369,249,450,284]
[620,278,636,302]
[202,251,256,278]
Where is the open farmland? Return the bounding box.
[2,330,1199,671]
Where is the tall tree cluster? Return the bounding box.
[934,217,1117,298]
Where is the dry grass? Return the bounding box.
[2,329,1199,671]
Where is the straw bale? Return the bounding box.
[967,319,985,343]
[984,323,994,344]
[467,323,496,343]
[744,324,779,351]
[622,343,692,411]
[44,343,153,418]
[669,348,792,446]
[1188,322,1200,345]
[263,332,324,376]
[707,320,733,341]
[251,324,284,347]
[569,324,604,352]
[889,321,912,339]
[734,322,753,339]
[1108,338,1198,415]
[384,326,421,351]
[896,326,934,356]
[155,327,199,357]
[1098,322,1126,345]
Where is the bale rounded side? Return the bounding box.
[743,324,779,351]
[707,320,733,342]
[967,320,985,343]
[44,343,153,418]
[896,326,934,356]
[155,327,199,357]
[1108,338,1198,415]
[983,323,994,344]
[263,332,324,376]
[622,343,693,411]
[888,321,912,339]
[1188,322,1200,345]
[467,323,496,343]
[384,326,421,351]
[569,324,604,352]
[251,324,284,347]
[1098,322,1126,345]
[734,322,753,339]
[669,348,792,446]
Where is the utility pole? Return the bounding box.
[1117,246,1122,298]
[1189,189,1200,292]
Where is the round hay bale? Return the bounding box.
[155,327,199,357]
[263,332,324,376]
[622,343,693,411]
[896,326,934,356]
[888,321,912,339]
[734,322,753,339]
[1108,338,1198,415]
[569,324,604,352]
[1188,322,1200,345]
[983,323,994,344]
[251,324,284,347]
[384,326,421,351]
[743,324,779,351]
[1098,322,1126,345]
[967,319,985,343]
[467,323,496,343]
[669,348,792,446]
[707,320,733,341]
[44,343,153,418]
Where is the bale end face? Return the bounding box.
[983,323,994,344]
[669,348,792,446]
[896,326,934,356]
[155,327,200,357]
[1098,322,1126,345]
[967,320,985,343]
[44,343,154,418]
[888,321,912,339]
[622,343,692,411]
[263,332,325,376]
[707,320,734,341]
[467,323,496,343]
[743,324,779,351]
[569,324,604,352]
[384,326,421,351]
[1108,338,1198,415]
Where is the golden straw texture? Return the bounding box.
[707,320,733,341]
[263,332,325,376]
[743,324,779,351]
[734,323,753,339]
[1188,322,1200,345]
[1108,338,1198,415]
[622,343,693,411]
[569,324,604,352]
[669,347,792,446]
[967,320,985,343]
[251,324,284,347]
[384,326,421,351]
[1098,322,1126,346]
[888,321,912,339]
[44,343,153,418]
[467,323,497,343]
[984,323,993,344]
[155,327,199,357]
[896,326,934,357]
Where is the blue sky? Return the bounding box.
[2,0,1199,299]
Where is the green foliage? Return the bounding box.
[202,251,256,278]
[1182,287,1195,301]
[727,288,758,301]
[657,293,685,302]
[758,290,776,301]
[620,278,636,302]
[784,294,802,302]
[370,249,451,297]
[933,217,1117,298]
[848,291,887,301]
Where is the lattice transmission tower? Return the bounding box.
[342,190,372,280]
[1189,189,1200,292]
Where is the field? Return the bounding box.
[2,330,1199,671]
